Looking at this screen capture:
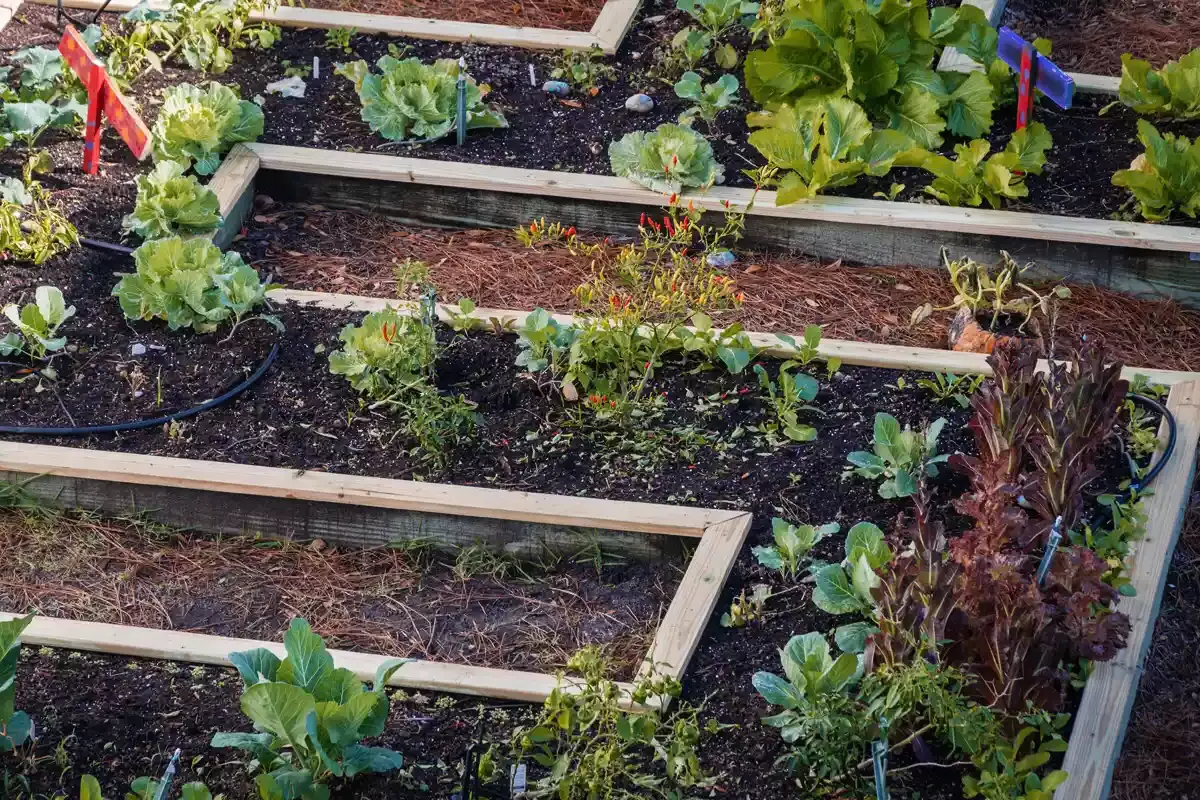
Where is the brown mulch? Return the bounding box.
[300,0,608,31]
[247,206,1200,373]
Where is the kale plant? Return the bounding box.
[336,56,507,143]
[845,413,949,498]
[609,123,724,193]
[150,82,264,175]
[212,618,409,796]
[122,160,222,240]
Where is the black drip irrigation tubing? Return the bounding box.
[1123,393,1179,493]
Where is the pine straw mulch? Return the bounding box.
[1110,466,1200,799]
[0,508,671,679]
[248,205,1200,373]
[1006,0,1200,75]
[299,0,607,31]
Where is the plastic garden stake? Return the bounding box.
[1036,516,1065,588]
[996,27,1075,131]
[456,57,468,147]
[872,716,890,800]
[57,25,151,174]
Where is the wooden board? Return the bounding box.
[28,0,637,52]
[937,0,1121,95]
[228,143,1200,309]
[269,289,1200,388]
[0,0,18,32]
[1056,379,1200,799]
[207,145,259,248]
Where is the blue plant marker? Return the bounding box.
[872,716,890,800]
[456,56,468,147]
[153,748,181,800]
[996,27,1075,111]
[1036,516,1065,587]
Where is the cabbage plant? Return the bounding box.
[335,56,507,143]
[609,123,724,193]
[212,618,409,797]
[1,286,75,361]
[122,160,222,240]
[150,82,264,175]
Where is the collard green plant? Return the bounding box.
[0,614,34,753]
[335,56,507,143]
[1112,119,1200,221]
[1114,49,1200,120]
[675,71,739,127]
[752,359,820,442]
[0,43,90,147]
[649,27,714,84]
[122,160,222,240]
[751,632,861,736]
[749,98,926,203]
[753,517,839,579]
[743,0,998,148]
[151,82,264,175]
[846,413,949,498]
[212,618,408,795]
[515,307,577,375]
[113,236,275,333]
[677,0,759,38]
[810,522,892,615]
[1,285,75,361]
[609,123,724,194]
[921,122,1053,208]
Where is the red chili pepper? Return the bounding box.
[664,217,675,236]
[566,226,576,237]
[672,154,679,166]
[645,361,651,370]
[669,192,678,205]
[639,212,646,226]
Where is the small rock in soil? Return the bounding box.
[130,343,146,356]
[706,249,737,267]
[542,80,570,96]
[625,93,655,113]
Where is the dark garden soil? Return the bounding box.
[1003,0,1200,75]
[300,0,607,31]
[5,0,1200,226]
[0,508,676,679]
[12,646,542,799]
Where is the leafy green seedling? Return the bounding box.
[810,522,891,616]
[845,413,949,498]
[1,286,75,361]
[676,0,760,38]
[753,361,820,442]
[752,632,860,727]
[675,71,739,127]
[917,371,983,408]
[753,516,838,579]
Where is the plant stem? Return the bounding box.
[855,723,934,771]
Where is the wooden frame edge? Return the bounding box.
[28,0,637,51]
[937,0,1120,95]
[0,0,18,33]
[1055,379,1200,799]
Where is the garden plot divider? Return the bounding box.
[937,0,1120,94]
[214,143,1200,308]
[0,441,753,704]
[29,0,641,52]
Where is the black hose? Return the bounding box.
[81,237,135,256]
[0,343,279,436]
[1126,393,1178,492]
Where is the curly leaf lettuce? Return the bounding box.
[151,82,264,175]
[1112,119,1200,221]
[123,160,222,240]
[609,123,724,194]
[1116,50,1200,119]
[337,56,507,143]
[921,121,1052,208]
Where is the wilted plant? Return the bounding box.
[910,249,1071,331]
[0,164,79,265]
[753,517,838,579]
[721,583,772,627]
[845,413,949,499]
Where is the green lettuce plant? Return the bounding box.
[212,618,409,797]
[677,0,759,39]
[122,160,222,240]
[743,1,998,148]
[609,123,724,193]
[1,285,75,362]
[845,413,949,498]
[810,522,892,616]
[749,98,927,203]
[1114,49,1200,119]
[150,82,264,175]
[335,56,507,143]
[753,517,839,579]
[0,615,34,752]
[1112,119,1200,221]
[675,71,739,127]
[920,121,1052,208]
[112,236,276,333]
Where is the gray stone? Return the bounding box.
[625,93,655,113]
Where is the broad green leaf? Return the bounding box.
[80,775,103,800]
[240,682,316,752]
[210,731,277,764]
[822,97,872,158]
[944,70,994,138]
[752,545,785,570]
[229,648,282,686]
[181,784,212,800]
[752,671,804,709]
[821,651,860,691]
[279,618,335,694]
[845,521,890,568]
[341,744,404,777]
[850,552,881,600]
[812,564,860,614]
[0,615,34,725]
[887,86,945,149]
[834,621,877,653]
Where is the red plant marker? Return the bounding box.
[58,25,150,174]
[1016,41,1036,131]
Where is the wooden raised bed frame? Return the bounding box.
[27,0,641,52]
[211,142,1200,309]
[937,0,1120,95]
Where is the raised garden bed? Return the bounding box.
[34,0,641,51]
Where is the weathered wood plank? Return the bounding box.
[1056,380,1200,799]
[589,0,641,52]
[207,144,259,248]
[0,0,19,32]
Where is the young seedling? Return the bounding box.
[916,371,984,408]
[810,522,892,616]
[753,361,820,443]
[844,413,949,498]
[752,516,839,579]
[1,286,75,376]
[675,71,739,129]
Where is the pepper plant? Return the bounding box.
[212,618,409,796]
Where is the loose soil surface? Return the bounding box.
[6,0,1200,224]
[301,0,607,30]
[1003,0,1200,75]
[0,508,675,678]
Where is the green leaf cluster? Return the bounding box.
[335,56,507,143]
[810,521,892,615]
[0,174,79,265]
[609,123,725,194]
[675,71,740,126]
[752,632,861,734]
[0,615,34,753]
[122,160,223,240]
[515,307,577,374]
[675,311,757,374]
[677,0,760,38]
[845,412,948,498]
[122,776,216,800]
[743,0,999,148]
[212,618,409,798]
[1112,119,1200,221]
[328,306,437,399]
[1115,49,1200,119]
[753,358,821,443]
[151,82,264,176]
[921,121,1052,208]
[754,516,839,579]
[963,711,1070,800]
[1,286,75,361]
[113,236,273,332]
[750,97,926,202]
[0,41,91,149]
